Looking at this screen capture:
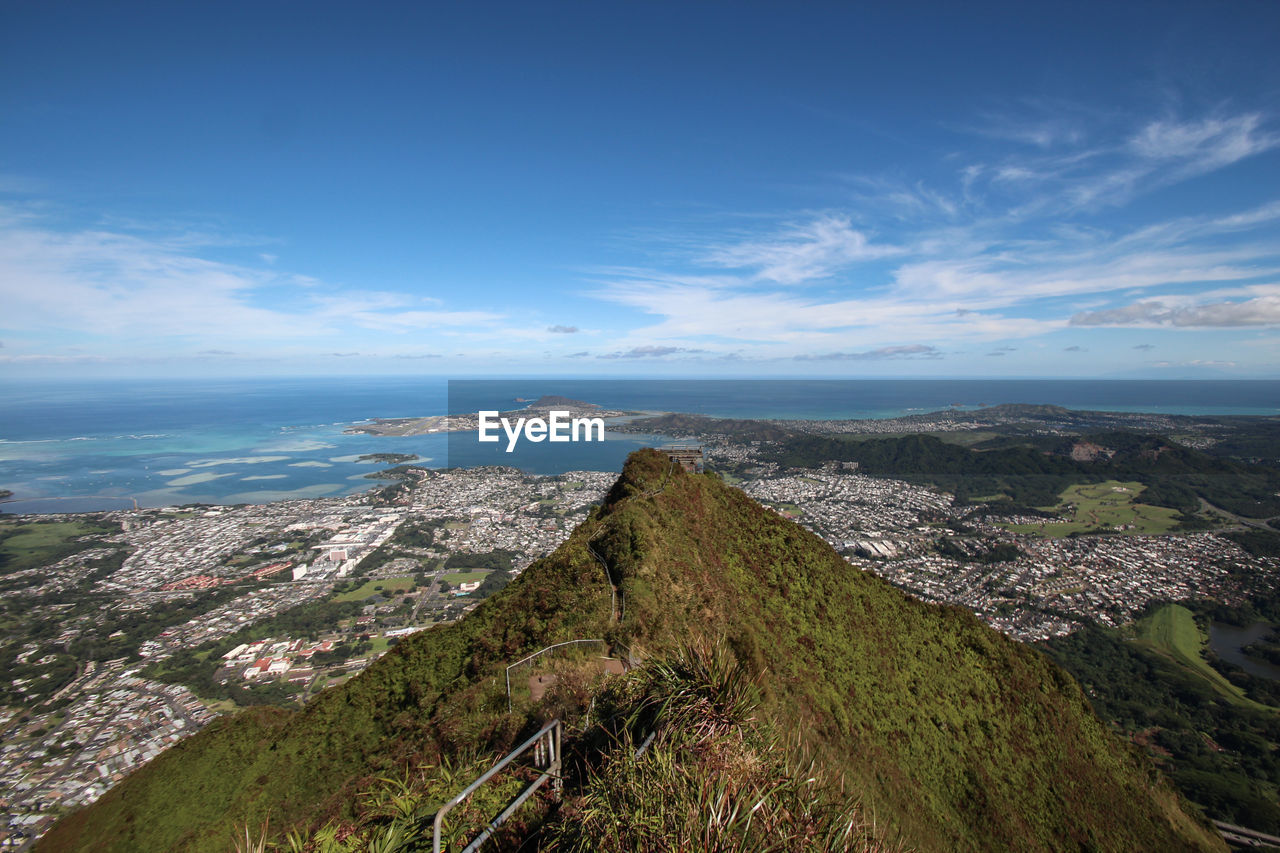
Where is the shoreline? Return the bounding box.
[4,400,1278,515]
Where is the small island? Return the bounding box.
[526,395,599,409]
[356,453,419,464]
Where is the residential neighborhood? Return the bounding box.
[1,451,1275,846]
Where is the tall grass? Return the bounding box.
[547,642,894,852]
[239,642,893,852]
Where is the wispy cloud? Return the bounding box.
[1129,114,1278,176]
[6,103,1278,375]
[702,215,902,285]
[586,109,1280,368]
[598,345,708,359]
[959,112,1280,216]
[0,206,506,358]
[341,307,504,332]
[795,344,940,361]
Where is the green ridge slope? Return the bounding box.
[39,450,1222,852]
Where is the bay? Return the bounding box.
[2,377,1277,511]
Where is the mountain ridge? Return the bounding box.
[38,449,1223,851]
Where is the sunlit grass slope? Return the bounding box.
[1134,603,1269,711]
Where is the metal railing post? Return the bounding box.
[433,719,564,853]
[552,722,563,799]
[504,639,608,710]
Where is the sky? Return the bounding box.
[2,1,1279,379]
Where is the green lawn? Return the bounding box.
[332,576,416,602]
[1004,480,1182,538]
[0,520,116,574]
[1133,604,1268,711]
[441,569,491,585]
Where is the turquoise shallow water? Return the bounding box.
[1,377,1277,510]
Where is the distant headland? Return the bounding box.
[344,396,630,437]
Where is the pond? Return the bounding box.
[1208,621,1280,682]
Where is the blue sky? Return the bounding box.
[2,1,1279,378]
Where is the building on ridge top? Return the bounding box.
[660,444,704,474]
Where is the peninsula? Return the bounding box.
[344,396,635,437]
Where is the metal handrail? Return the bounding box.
[586,537,618,620]
[634,729,656,758]
[432,718,562,853]
[505,639,605,712]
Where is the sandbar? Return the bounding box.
[189,456,291,467]
[167,472,235,487]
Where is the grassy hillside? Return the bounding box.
[1134,604,1270,712]
[584,450,1221,851]
[39,450,1222,852]
[1044,618,1280,833]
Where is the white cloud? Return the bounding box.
[0,207,505,356]
[7,105,1278,373]
[0,222,312,342]
[343,308,504,332]
[1212,200,1280,230]
[593,275,1062,350]
[962,112,1280,216]
[1071,294,1280,328]
[1129,114,1277,172]
[794,344,940,361]
[702,215,902,285]
[590,109,1280,361]
[598,345,708,359]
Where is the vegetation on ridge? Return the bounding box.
[231,643,890,852]
[38,450,1223,852]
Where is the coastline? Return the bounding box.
[3,378,1279,513]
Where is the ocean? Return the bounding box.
[1,377,1277,512]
